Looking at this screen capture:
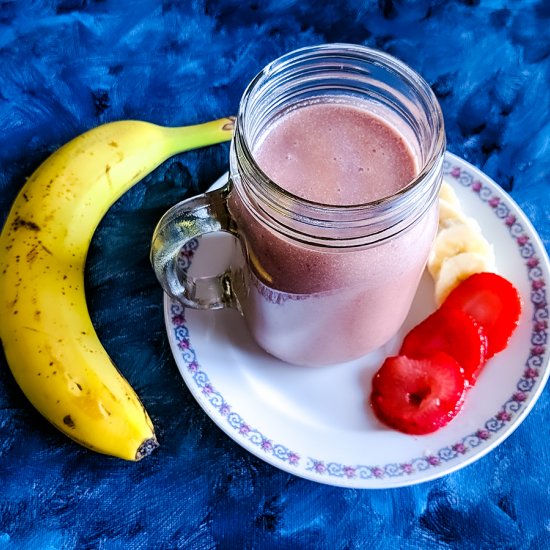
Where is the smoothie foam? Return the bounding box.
[254,102,416,205]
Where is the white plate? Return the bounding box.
[163,152,550,488]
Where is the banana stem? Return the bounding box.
[164,117,236,156]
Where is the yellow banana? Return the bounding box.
[0,117,234,460]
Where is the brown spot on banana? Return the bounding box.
[63,415,75,428]
[222,116,236,132]
[12,217,40,232]
[105,164,113,187]
[26,245,39,264]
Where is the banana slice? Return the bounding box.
[431,180,497,304]
[439,181,461,207]
[435,252,496,305]
[428,221,495,279]
[438,199,470,229]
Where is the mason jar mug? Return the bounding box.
[150,44,445,366]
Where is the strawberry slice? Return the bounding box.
[400,308,488,386]
[441,272,522,358]
[370,353,466,435]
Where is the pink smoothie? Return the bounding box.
[255,102,415,205]
[229,101,437,366]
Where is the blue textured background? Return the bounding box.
[1,1,549,548]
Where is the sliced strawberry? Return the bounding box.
[370,353,466,435]
[441,272,522,358]
[400,308,488,386]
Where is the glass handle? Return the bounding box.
[150,179,238,310]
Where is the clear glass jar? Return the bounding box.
[151,44,445,366]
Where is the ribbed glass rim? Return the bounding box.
[235,43,445,216]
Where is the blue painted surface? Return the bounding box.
[0,1,549,548]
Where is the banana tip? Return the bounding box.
[135,437,159,460]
